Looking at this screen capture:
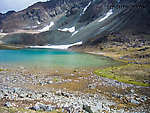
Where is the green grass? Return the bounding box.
[0,68,5,71]
[0,107,33,113]
[0,43,23,50]
[0,68,11,72]
[94,64,150,87]
[0,107,64,113]
[53,79,60,82]
[0,45,18,50]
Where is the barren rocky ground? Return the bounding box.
[0,64,149,113]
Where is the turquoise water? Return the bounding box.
[0,48,123,68]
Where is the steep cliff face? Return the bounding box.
[0,0,149,45]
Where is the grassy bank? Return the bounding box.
[0,107,63,113]
[70,33,150,86]
[0,44,25,49]
[94,64,150,86]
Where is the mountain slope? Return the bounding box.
[0,0,150,46]
[0,0,117,32]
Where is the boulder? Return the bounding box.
[83,105,93,113]
[29,102,54,112]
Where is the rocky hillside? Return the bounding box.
[0,0,114,32]
[0,0,150,45]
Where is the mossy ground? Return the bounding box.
[101,44,150,64]
[0,107,33,113]
[72,34,150,86]
[96,34,150,64]
[94,64,150,86]
[0,44,24,49]
[0,68,11,72]
[0,107,63,113]
[0,68,5,71]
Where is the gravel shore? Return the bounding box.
[0,64,150,112]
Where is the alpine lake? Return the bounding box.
[0,48,124,69]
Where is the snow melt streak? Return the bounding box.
[81,2,91,15]
[98,9,113,22]
[71,31,79,37]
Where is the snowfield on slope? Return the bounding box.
[29,41,82,49]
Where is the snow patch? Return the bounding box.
[98,9,113,22]
[37,21,41,24]
[100,26,106,30]
[58,26,75,33]
[29,41,82,49]
[80,2,92,15]
[88,52,106,55]
[38,22,54,32]
[26,26,37,29]
[0,29,3,33]
[71,31,79,37]
[32,26,37,28]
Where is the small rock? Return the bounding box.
[1,89,8,94]
[61,92,70,98]
[74,70,77,72]
[19,93,27,98]
[117,104,125,109]
[36,94,42,99]
[87,84,95,90]
[55,90,62,96]
[4,102,13,107]
[70,74,74,76]
[31,93,37,99]
[131,99,140,104]
[29,102,53,112]
[130,89,134,93]
[47,81,53,84]
[83,105,93,113]
[19,67,24,69]
[39,82,45,86]
[0,93,4,100]
[29,106,40,111]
